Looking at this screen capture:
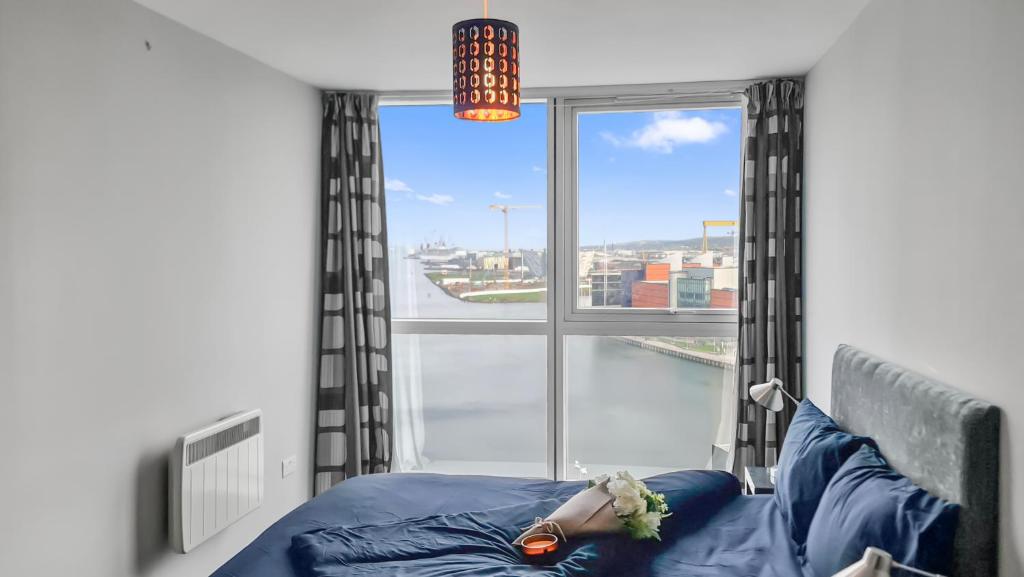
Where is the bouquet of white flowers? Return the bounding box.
[514,470,671,549]
[590,471,671,540]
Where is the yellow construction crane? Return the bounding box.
[702,220,737,253]
[489,204,541,288]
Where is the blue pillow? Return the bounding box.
[774,399,875,544]
[804,445,960,577]
[641,470,741,537]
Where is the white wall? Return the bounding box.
[0,0,321,575]
[804,0,1024,574]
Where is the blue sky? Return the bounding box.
[380,103,741,251]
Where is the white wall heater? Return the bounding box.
[170,409,263,553]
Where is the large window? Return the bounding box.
[383,89,741,480]
[565,336,736,479]
[574,108,741,312]
[392,334,547,477]
[382,103,548,321]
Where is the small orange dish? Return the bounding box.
[520,533,560,556]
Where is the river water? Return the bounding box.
[389,249,734,479]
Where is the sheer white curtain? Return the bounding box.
[393,334,427,471]
[709,350,739,470]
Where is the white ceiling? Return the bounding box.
[133,0,869,90]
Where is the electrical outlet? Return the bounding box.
[282,455,297,478]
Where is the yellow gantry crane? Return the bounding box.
[489,204,541,288]
[702,220,737,253]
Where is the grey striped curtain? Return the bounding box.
[314,93,393,495]
[730,79,804,475]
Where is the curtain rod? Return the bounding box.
[325,79,766,100]
[327,78,806,107]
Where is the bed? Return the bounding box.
[211,345,999,577]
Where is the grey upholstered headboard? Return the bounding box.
[831,345,1000,577]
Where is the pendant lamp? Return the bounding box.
[452,0,520,121]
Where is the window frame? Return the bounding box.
[382,81,746,480]
[556,93,744,328]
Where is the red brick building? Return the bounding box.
[710,288,737,309]
[632,281,669,308]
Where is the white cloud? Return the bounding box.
[723,188,737,197]
[531,165,545,173]
[602,111,727,153]
[494,191,512,199]
[385,178,414,193]
[416,193,454,206]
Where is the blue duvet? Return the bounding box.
[288,471,738,577]
[213,470,804,577]
[290,499,613,576]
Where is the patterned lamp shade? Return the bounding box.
[452,18,520,122]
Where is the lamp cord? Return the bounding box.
[484,0,488,19]
[892,562,943,577]
[779,386,800,406]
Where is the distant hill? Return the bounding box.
[581,236,736,252]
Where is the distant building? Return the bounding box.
[521,250,547,278]
[619,269,644,307]
[629,262,671,308]
[671,267,738,291]
[418,244,463,264]
[644,262,671,282]
[711,267,738,291]
[590,270,623,307]
[632,281,669,308]
[711,288,737,309]
[589,254,738,310]
[662,251,685,271]
[478,254,523,271]
[578,252,596,278]
[673,276,712,308]
[691,252,716,268]
[668,273,739,309]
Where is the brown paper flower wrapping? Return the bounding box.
[513,479,624,545]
